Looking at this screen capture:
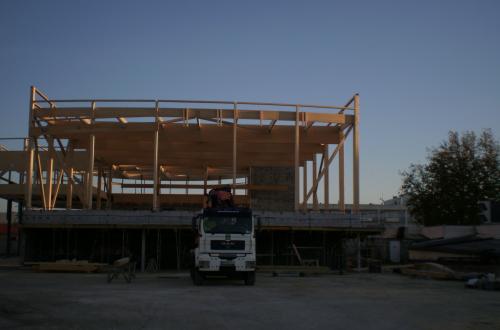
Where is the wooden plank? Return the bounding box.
[35,106,350,124]
[32,124,341,145]
[34,142,47,209]
[353,94,360,213]
[45,137,54,210]
[33,261,106,273]
[51,168,64,209]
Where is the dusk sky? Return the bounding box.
[1,0,499,205]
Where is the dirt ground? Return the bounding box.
[0,269,499,330]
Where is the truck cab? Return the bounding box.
[191,207,257,285]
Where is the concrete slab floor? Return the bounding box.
[0,270,499,330]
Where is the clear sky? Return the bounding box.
[0,0,499,205]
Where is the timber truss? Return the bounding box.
[0,86,360,212]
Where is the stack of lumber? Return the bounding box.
[30,260,107,273]
[396,262,458,280]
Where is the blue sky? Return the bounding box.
[0,0,499,205]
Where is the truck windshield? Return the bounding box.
[202,216,252,234]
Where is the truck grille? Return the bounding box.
[211,240,245,250]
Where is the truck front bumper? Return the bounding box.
[197,253,256,272]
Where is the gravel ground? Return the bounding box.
[0,269,499,330]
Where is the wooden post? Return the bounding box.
[312,155,318,210]
[323,145,329,209]
[25,87,36,209]
[302,161,307,210]
[87,135,95,209]
[87,101,96,209]
[294,105,300,211]
[96,167,102,210]
[66,166,73,209]
[45,137,54,210]
[339,131,345,212]
[353,94,360,213]
[153,130,159,210]
[50,169,64,209]
[232,102,238,195]
[153,101,160,210]
[106,165,113,209]
[25,138,34,209]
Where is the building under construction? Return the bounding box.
[0,86,382,270]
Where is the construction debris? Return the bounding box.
[394,262,458,280]
[465,273,500,291]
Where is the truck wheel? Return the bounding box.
[244,271,256,286]
[192,268,203,286]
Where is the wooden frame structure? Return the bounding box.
[1,86,360,213]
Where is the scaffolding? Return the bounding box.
[1,86,360,213]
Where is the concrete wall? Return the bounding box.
[250,167,294,211]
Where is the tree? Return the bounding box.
[400,129,500,226]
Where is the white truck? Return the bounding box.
[191,207,257,285]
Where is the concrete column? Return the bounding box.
[141,228,146,272]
